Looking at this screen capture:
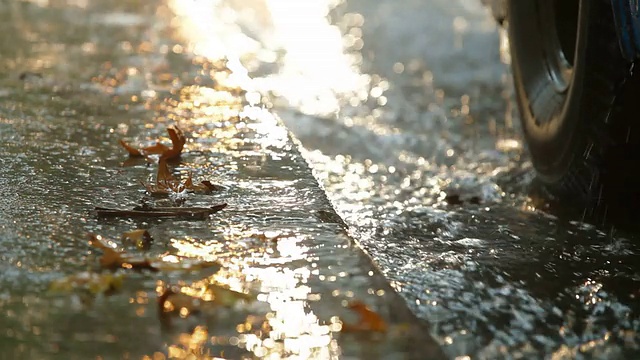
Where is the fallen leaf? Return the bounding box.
[142,158,221,196]
[165,326,214,359]
[142,158,184,195]
[88,234,222,273]
[184,177,223,193]
[89,234,157,271]
[152,256,222,273]
[340,301,387,333]
[161,126,186,160]
[158,286,200,317]
[121,229,153,250]
[158,283,255,321]
[206,283,255,307]
[120,126,185,160]
[49,271,124,295]
[253,230,293,243]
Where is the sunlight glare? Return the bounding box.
[259,0,368,115]
[165,1,348,356]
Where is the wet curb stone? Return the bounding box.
[254,118,448,359]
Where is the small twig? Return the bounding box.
[95,203,227,219]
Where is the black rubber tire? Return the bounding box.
[507,0,638,223]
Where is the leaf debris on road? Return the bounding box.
[120,125,185,160]
[142,158,221,196]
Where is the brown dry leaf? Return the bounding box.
[158,287,201,318]
[152,258,222,273]
[120,126,185,160]
[206,283,255,307]
[88,234,222,273]
[162,126,186,160]
[121,229,153,250]
[143,158,184,196]
[119,140,167,157]
[89,234,157,271]
[158,283,255,321]
[184,177,222,193]
[143,158,220,196]
[165,326,215,359]
[49,271,124,295]
[253,230,293,243]
[340,301,387,333]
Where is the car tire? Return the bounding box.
[506,0,639,222]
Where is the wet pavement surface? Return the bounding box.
[249,0,640,358]
[1,0,640,359]
[0,1,445,359]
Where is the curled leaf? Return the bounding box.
[143,158,184,195]
[184,177,223,193]
[119,139,163,157]
[161,126,186,160]
[340,301,387,333]
[142,158,221,196]
[121,229,153,250]
[49,271,124,295]
[120,126,185,160]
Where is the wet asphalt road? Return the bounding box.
[255,0,640,358]
[0,0,639,359]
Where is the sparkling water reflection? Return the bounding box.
[2,0,639,358]
[0,0,444,358]
[201,0,640,358]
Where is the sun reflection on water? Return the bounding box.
[150,0,453,356]
[257,0,368,115]
[162,226,335,358]
[154,1,353,356]
[169,0,370,117]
